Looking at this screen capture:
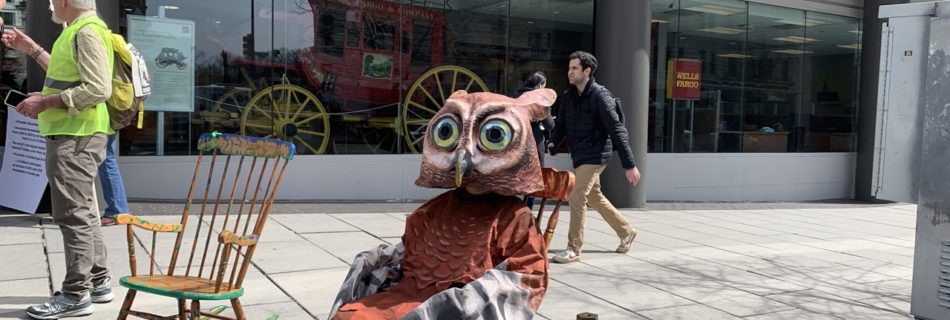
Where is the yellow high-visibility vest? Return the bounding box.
[38,14,114,137]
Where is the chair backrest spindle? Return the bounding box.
[185,150,221,277]
[197,154,234,278]
[207,155,247,280]
[167,151,207,276]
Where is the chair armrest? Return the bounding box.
[218,230,259,246]
[115,214,183,233]
[528,168,575,200]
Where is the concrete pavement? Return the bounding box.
[0,202,916,319]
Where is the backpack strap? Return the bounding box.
[592,85,623,130]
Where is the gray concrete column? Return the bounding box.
[97,0,121,30]
[595,0,650,208]
[25,1,58,92]
[855,0,909,201]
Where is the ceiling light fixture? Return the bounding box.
[772,49,812,55]
[774,18,827,27]
[718,53,752,58]
[699,27,745,35]
[684,4,743,16]
[773,36,818,44]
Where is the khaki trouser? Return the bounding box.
[566,164,633,254]
[46,133,109,300]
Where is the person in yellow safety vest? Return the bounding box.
[2,0,116,318]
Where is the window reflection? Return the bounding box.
[113,0,596,156]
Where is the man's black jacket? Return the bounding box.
[550,77,637,169]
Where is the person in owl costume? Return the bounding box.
[330,88,558,320]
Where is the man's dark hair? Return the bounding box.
[569,51,598,75]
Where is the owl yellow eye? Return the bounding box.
[432,117,459,149]
[479,119,512,151]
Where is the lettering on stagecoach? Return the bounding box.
[327,0,438,21]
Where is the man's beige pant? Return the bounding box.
[46,133,109,300]
[566,164,633,254]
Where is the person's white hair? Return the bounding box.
[66,0,97,10]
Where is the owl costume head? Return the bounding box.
[415,88,557,196]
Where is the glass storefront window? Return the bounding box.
[743,4,805,152]
[803,12,861,152]
[660,0,748,153]
[113,0,593,156]
[650,0,860,153]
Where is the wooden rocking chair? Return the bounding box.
[526,168,575,253]
[115,133,295,320]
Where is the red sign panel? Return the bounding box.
[665,59,701,101]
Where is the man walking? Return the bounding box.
[548,51,641,264]
[4,0,116,317]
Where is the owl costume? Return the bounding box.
[330,89,557,320]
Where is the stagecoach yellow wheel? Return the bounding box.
[401,65,488,153]
[240,83,330,155]
[207,88,250,129]
[212,88,250,115]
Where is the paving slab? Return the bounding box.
[252,240,347,274]
[0,243,48,281]
[0,278,52,319]
[638,303,741,320]
[329,213,405,238]
[271,214,356,234]
[269,268,349,317]
[538,281,647,320]
[300,231,386,264]
[551,263,694,311]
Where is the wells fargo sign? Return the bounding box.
[665,59,701,100]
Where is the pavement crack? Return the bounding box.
[38,216,55,296]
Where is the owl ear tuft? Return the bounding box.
[448,90,469,100]
[514,88,556,121]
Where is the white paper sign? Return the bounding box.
[128,44,152,97]
[0,106,49,214]
[127,16,195,112]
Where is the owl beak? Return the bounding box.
[455,150,472,187]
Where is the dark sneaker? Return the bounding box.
[26,292,93,319]
[91,276,114,303]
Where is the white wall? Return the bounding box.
[644,153,856,202]
[120,153,856,203]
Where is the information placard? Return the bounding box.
[128,15,195,112]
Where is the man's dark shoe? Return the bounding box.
[26,292,93,319]
[91,276,114,303]
[100,216,115,226]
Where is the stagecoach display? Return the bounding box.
[155,47,188,70]
[194,0,489,155]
